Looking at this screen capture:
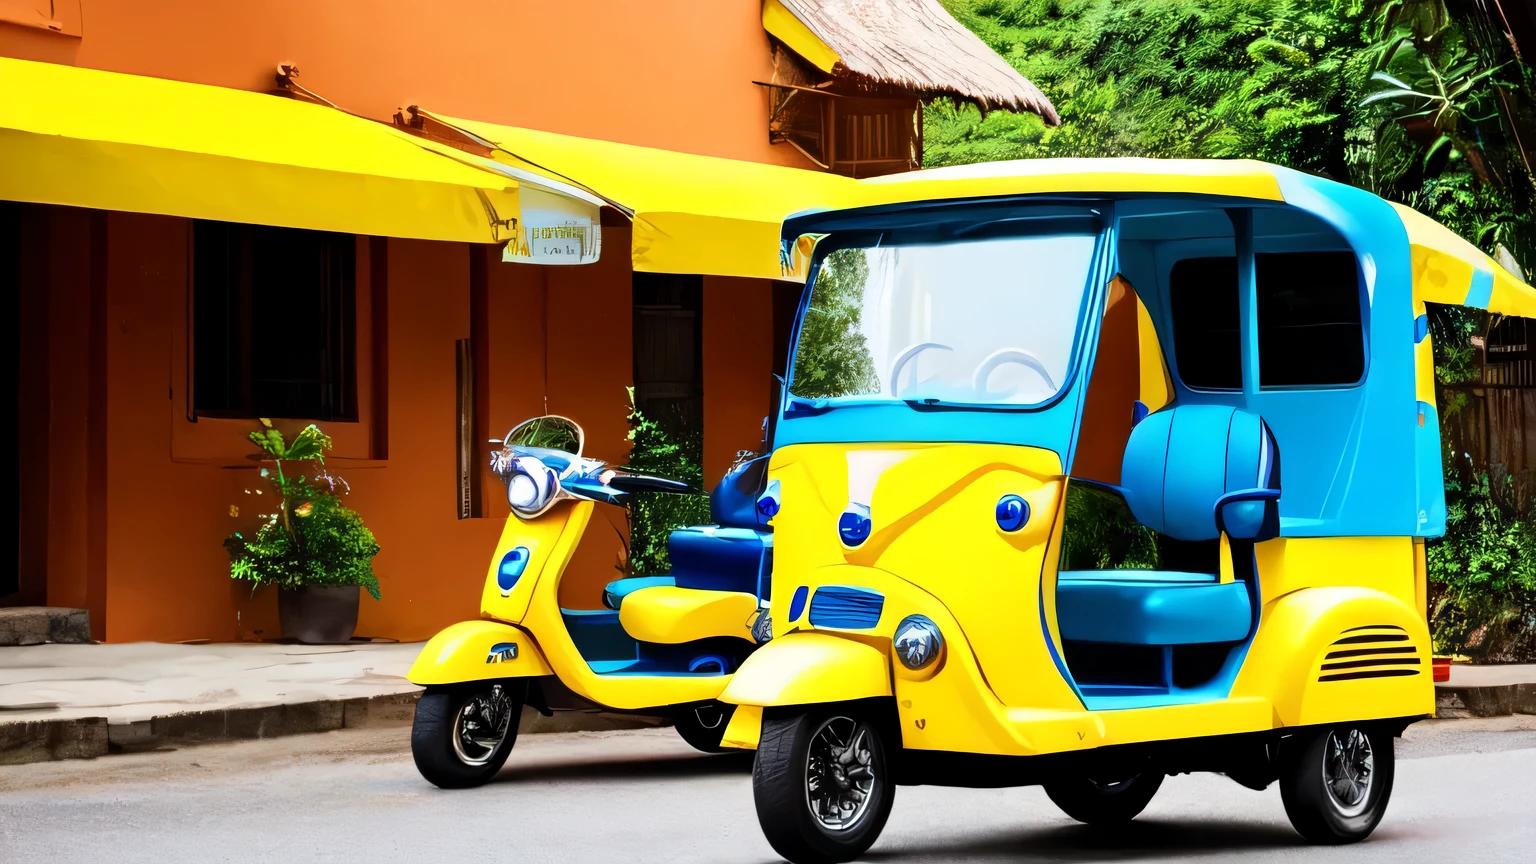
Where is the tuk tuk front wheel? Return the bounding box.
[1279,725,1395,844]
[411,679,526,789]
[753,708,895,864]
[1043,771,1164,824]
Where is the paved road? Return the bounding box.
[2,716,1534,863]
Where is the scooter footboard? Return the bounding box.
[408,620,553,686]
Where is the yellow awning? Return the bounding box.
[426,113,861,280]
[1392,202,1536,317]
[0,57,528,243]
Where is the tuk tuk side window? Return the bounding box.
[1168,252,1365,390]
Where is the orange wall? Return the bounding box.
[7,2,789,640]
[0,0,810,168]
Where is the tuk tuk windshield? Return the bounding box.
[789,233,1098,408]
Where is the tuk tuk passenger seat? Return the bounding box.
[1055,405,1279,649]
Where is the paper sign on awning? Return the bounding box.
[503,185,602,265]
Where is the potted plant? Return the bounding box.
[224,420,381,643]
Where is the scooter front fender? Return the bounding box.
[408,620,553,687]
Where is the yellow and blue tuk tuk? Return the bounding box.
[713,159,1534,863]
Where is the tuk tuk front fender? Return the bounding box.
[407,620,553,687]
[720,631,891,708]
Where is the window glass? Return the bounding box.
[789,234,1097,408]
[1168,252,1364,390]
[1256,251,1364,386]
[1168,257,1242,390]
[193,221,355,420]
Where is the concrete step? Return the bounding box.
[0,607,91,646]
[1436,681,1536,718]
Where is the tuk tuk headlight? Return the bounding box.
[894,615,942,670]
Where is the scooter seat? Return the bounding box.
[1055,571,1252,645]
[618,585,758,645]
[669,526,772,598]
[602,576,675,610]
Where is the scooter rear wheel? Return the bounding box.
[411,679,526,789]
[674,702,736,753]
[1043,771,1164,824]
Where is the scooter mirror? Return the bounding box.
[501,415,584,457]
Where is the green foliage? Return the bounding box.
[623,389,710,577]
[1427,460,1536,659]
[932,0,1372,175]
[1059,483,1160,571]
[931,0,1536,274]
[225,423,381,600]
[789,249,879,399]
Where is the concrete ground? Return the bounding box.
[1,715,1532,864]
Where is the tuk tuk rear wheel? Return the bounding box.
[674,702,736,753]
[1279,725,1394,844]
[1043,771,1164,824]
[753,707,895,864]
[411,679,526,789]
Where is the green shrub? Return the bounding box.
[224,421,381,600]
[1427,460,1536,659]
[622,390,710,577]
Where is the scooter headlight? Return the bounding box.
[504,455,561,517]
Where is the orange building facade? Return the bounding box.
[1,1,1054,642]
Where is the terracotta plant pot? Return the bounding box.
[278,585,360,644]
[1432,657,1452,683]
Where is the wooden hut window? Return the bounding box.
[1486,317,1534,387]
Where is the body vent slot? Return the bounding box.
[1317,626,1421,683]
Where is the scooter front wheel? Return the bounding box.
[411,679,526,789]
[753,707,894,864]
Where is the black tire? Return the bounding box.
[411,679,526,789]
[1043,771,1164,824]
[1279,725,1395,844]
[674,702,736,753]
[753,707,895,864]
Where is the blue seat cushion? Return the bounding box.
[1056,571,1252,645]
[602,576,675,610]
[668,526,772,598]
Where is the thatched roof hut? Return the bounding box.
[767,0,1059,123]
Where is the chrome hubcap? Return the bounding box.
[805,716,878,831]
[1322,728,1375,817]
[451,684,514,766]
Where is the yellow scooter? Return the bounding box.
[407,415,774,788]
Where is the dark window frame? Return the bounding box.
[1167,250,1367,393]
